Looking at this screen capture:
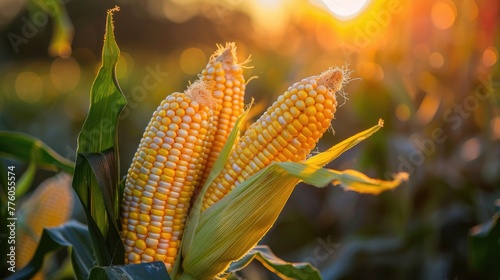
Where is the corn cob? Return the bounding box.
[120,81,215,271]
[17,173,73,274]
[199,42,247,187]
[202,68,344,210]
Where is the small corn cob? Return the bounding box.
[120,81,214,271]
[198,42,247,187]
[202,68,344,210]
[17,173,73,273]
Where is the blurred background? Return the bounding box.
[0,0,499,279]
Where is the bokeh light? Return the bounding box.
[482,47,498,67]
[15,72,43,104]
[431,1,457,30]
[50,57,81,93]
[429,52,444,68]
[460,137,481,162]
[395,104,411,122]
[461,0,478,20]
[179,47,207,75]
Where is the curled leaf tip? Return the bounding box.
[378,118,384,127]
[337,169,408,195]
[109,5,120,13]
[393,172,409,181]
[104,6,120,37]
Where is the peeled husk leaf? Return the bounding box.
[177,119,408,279]
[226,245,321,280]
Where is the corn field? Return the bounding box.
[0,1,499,279]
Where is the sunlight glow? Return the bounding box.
[256,0,281,9]
[320,0,371,20]
[248,0,286,35]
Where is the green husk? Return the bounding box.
[226,245,321,280]
[179,120,408,279]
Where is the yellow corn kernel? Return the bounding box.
[202,68,344,210]
[121,80,214,272]
[16,173,73,277]
[198,42,248,187]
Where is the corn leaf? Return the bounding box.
[306,118,384,168]
[13,151,37,198]
[0,131,74,174]
[180,121,408,279]
[81,149,122,231]
[6,220,94,280]
[277,163,409,195]
[72,7,125,267]
[88,262,171,280]
[227,245,321,280]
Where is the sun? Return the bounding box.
[320,0,371,20]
